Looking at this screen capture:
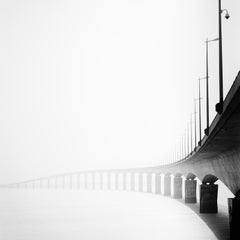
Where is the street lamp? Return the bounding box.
[182,133,185,159]
[215,0,230,114]
[187,123,190,156]
[194,99,197,150]
[184,128,187,158]
[198,77,206,146]
[190,113,193,154]
[204,37,219,135]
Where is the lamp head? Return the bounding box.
[222,9,230,19]
[225,12,230,19]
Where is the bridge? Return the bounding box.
[4,71,240,240]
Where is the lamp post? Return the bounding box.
[215,0,230,114]
[182,135,184,159]
[187,122,190,156]
[185,129,187,158]
[194,99,197,150]
[204,37,219,135]
[190,113,193,154]
[198,77,206,145]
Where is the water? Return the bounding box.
[0,189,219,240]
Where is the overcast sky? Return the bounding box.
[0,0,239,183]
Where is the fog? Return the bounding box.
[0,0,240,183]
[0,189,219,240]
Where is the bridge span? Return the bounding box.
[4,72,240,240]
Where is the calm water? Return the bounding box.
[0,189,220,240]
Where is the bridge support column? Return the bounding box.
[122,173,127,191]
[130,173,135,191]
[39,179,43,189]
[173,176,182,199]
[115,173,119,190]
[155,174,161,194]
[107,172,111,190]
[228,196,240,240]
[77,174,80,189]
[99,172,103,190]
[164,175,171,196]
[138,173,143,192]
[55,177,58,189]
[47,178,50,189]
[91,173,95,190]
[84,173,88,189]
[185,179,197,203]
[146,173,152,193]
[62,176,65,189]
[69,175,73,189]
[200,183,218,213]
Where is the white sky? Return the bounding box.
[0,0,239,183]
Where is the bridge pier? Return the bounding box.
[155,174,161,194]
[146,173,152,193]
[130,173,135,191]
[39,179,43,189]
[77,174,80,189]
[84,173,88,189]
[173,175,182,199]
[115,173,119,190]
[62,175,65,189]
[99,172,103,190]
[200,183,218,213]
[122,173,127,191]
[69,175,73,189]
[228,195,240,240]
[107,172,111,190]
[164,174,171,196]
[55,177,58,189]
[47,178,50,189]
[185,179,197,203]
[138,173,143,192]
[91,173,95,190]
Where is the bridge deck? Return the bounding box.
[0,189,230,240]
